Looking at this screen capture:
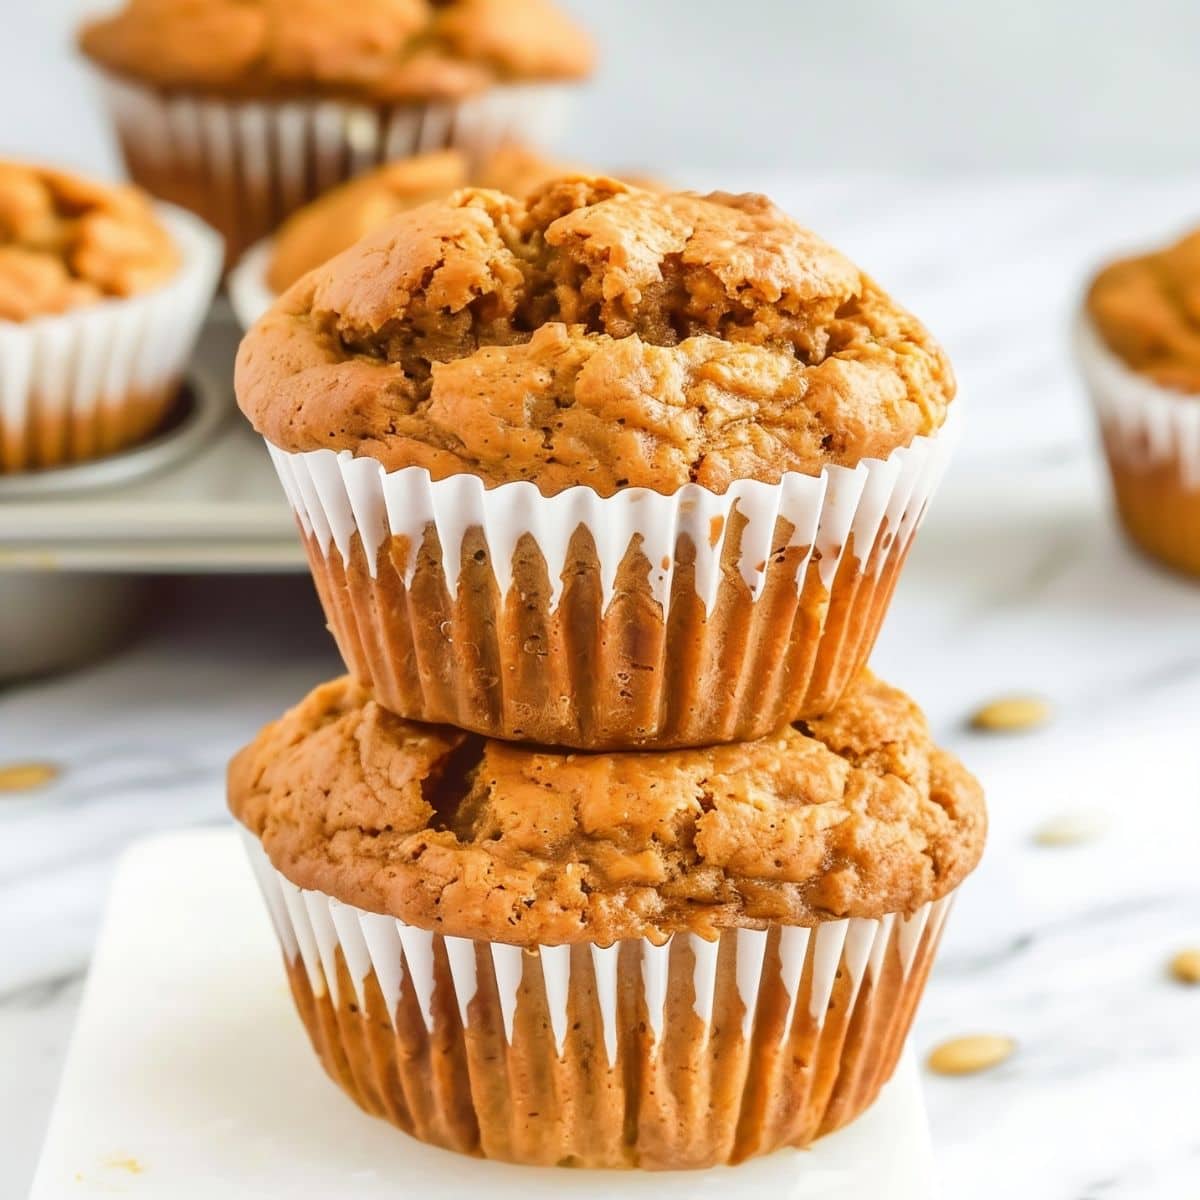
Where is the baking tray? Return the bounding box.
[0,302,301,574]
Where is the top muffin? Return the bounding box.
[265,145,608,293]
[79,0,595,102]
[1087,227,1200,393]
[237,177,955,497]
[0,161,179,322]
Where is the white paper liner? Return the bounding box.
[96,71,571,259]
[0,204,222,472]
[241,829,954,1160]
[227,238,276,331]
[268,404,961,616]
[1075,310,1200,488]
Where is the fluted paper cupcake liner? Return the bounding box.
[265,406,959,749]
[1076,312,1200,574]
[227,238,276,330]
[95,71,571,264]
[241,830,954,1170]
[0,205,221,473]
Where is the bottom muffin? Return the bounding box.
[229,672,986,1170]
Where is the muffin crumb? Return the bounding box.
[237,177,956,496]
[0,162,177,321]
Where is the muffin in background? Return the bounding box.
[78,0,594,264]
[1079,227,1200,576]
[235,176,960,748]
[0,161,220,472]
[264,150,467,295]
[230,671,986,1169]
[229,145,657,326]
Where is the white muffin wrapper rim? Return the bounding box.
[242,830,954,1065]
[0,203,222,467]
[1075,309,1200,487]
[95,70,572,253]
[265,403,961,617]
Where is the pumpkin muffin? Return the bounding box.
[79,0,594,262]
[236,177,960,748]
[0,161,219,471]
[1081,227,1200,575]
[229,146,657,327]
[231,670,986,1169]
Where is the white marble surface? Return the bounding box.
[4,176,1200,1197]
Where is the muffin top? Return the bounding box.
[265,145,600,294]
[229,672,986,945]
[1088,227,1200,393]
[236,178,956,497]
[266,151,468,293]
[0,161,179,322]
[79,0,594,102]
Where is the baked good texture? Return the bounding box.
[237,178,955,496]
[230,672,985,945]
[265,151,468,293]
[79,0,594,101]
[265,146,608,293]
[1087,228,1200,393]
[0,161,178,322]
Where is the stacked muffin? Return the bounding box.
[230,177,986,1169]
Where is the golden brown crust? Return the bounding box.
[236,178,956,495]
[79,0,594,101]
[266,151,470,293]
[228,673,986,944]
[265,146,628,294]
[0,161,178,322]
[1088,228,1200,393]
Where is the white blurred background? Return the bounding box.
[12,0,1200,173]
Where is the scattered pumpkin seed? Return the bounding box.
[970,695,1053,733]
[927,1034,1015,1076]
[1169,949,1200,985]
[0,760,59,792]
[1033,810,1110,847]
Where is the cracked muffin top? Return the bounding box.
[235,177,956,496]
[79,0,594,102]
[1087,227,1200,393]
[0,161,179,322]
[229,672,986,944]
[265,145,620,294]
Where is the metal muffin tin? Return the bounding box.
[0,371,227,503]
[0,306,302,681]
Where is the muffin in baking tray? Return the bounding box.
[228,144,638,326]
[236,176,960,748]
[78,0,594,263]
[230,670,986,1169]
[0,161,220,472]
[1078,227,1200,576]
